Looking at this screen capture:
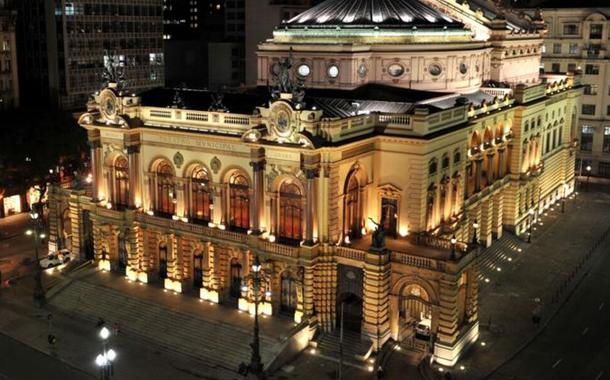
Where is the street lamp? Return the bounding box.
[586,165,592,189]
[96,326,116,380]
[527,208,534,243]
[27,211,46,307]
[450,235,457,260]
[239,255,269,379]
[561,184,567,214]
[472,219,479,245]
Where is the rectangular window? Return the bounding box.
[590,23,603,39]
[584,84,598,95]
[563,23,579,35]
[585,64,600,75]
[580,126,594,151]
[567,63,577,72]
[607,105,610,116]
[553,43,562,54]
[604,127,610,153]
[582,104,596,115]
[551,63,561,73]
[599,162,610,178]
[569,43,579,54]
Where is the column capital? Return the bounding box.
[250,159,266,172]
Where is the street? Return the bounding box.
[0,333,91,380]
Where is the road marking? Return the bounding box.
[582,327,589,336]
[595,371,604,380]
[599,302,605,311]
[552,359,562,369]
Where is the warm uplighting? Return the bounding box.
[399,227,409,237]
[208,222,216,228]
[309,348,316,354]
[171,215,179,221]
[361,227,366,235]
[268,234,276,243]
[146,210,154,216]
[344,235,351,244]
[25,230,33,236]
[105,202,112,209]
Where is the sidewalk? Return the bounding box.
[432,185,610,379]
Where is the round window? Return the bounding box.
[459,63,468,75]
[328,65,339,78]
[358,63,368,78]
[297,64,311,77]
[388,64,404,77]
[429,64,442,76]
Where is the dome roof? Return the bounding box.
[286,0,462,28]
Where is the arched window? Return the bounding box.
[441,154,450,169]
[191,167,212,222]
[156,161,175,216]
[279,182,303,242]
[114,156,129,208]
[280,271,298,314]
[344,174,361,238]
[428,159,438,175]
[229,172,249,230]
[454,150,461,164]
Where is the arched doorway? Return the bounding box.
[381,198,398,238]
[336,292,363,333]
[344,174,362,239]
[191,167,212,223]
[229,173,250,231]
[114,156,129,209]
[229,258,242,298]
[193,252,204,289]
[117,230,128,273]
[399,284,433,343]
[159,243,168,279]
[280,271,298,315]
[279,182,303,243]
[61,208,72,250]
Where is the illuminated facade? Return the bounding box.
[49,0,581,368]
[0,3,18,108]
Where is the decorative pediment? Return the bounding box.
[377,183,402,199]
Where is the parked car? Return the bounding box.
[415,318,432,339]
[39,249,71,269]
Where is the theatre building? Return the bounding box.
[48,0,582,367]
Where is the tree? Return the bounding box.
[0,107,88,214]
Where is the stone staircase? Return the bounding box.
[49,279,283,373]
[477,232,526,281]
[314,331,372,369]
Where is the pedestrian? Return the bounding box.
[113,322,120,337]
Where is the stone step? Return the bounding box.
[315,331,369,365]
[477,232,525,280]
[50,280,281,372]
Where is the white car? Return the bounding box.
[40,249,72,269]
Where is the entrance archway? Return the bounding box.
[280,271,298,315]
[117,230,128,273]
[399,284,433,343]
[159,243,168,279]
[229,258,242,298]
[193,252,204,289]
[337,292,363,333]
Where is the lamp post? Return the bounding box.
[95,326,116,380]
[472,219,479,246]
[561,184,567,214]
[26,211,46,308]
[586,165,592,190]
[527,208,534,243]
[450,235,457,260]
[242,255,270,380]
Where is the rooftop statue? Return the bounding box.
[270,49,306,109]
[101,51,126,90]
[369,217,386,250]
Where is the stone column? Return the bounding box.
[464,162,471,199]
[497,147,506,179]
[313,258,337,332]
[475,158,483,193]
[492,193,504,239]
[486,152,495,185]
[435,275,460,361]
[362,249,391,350]
[479,199,493,247]
[175,179,186,218]
[304,168,318,246]
[303,265,314,317]
[250,148,265,235]
[88,130,102,202]
[126,144,140,208]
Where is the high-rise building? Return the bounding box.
[49,0,580,370]
[15,0,164,109]
[533,3,610,178]
[0,0,18,109]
